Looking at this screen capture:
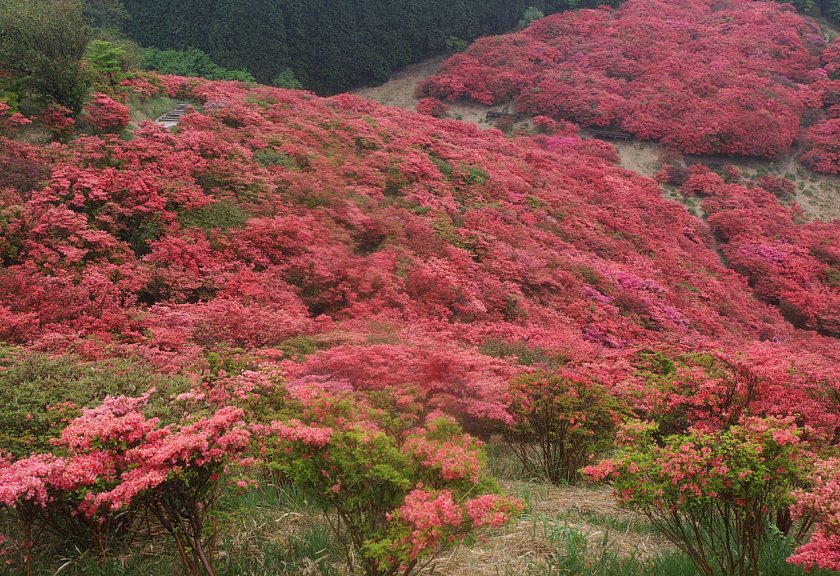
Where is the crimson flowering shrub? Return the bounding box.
[38,104,75,141]
[788,458,840,572]
[0,390,251,576]
[419,0,832,158]
[504,370,626,484]
[695,173,840,336]
[263,387,520,576]
[584,417,813,576]
[118,74,165,100]
[757,175,796,200]
[415,97,448,118]
[84,404,251,576]
[800,118,840,173]
[0,103,30,138]
[621,348,840,446]
[285,342,516,430]
[0,454,66,576]
[82,93,131,134]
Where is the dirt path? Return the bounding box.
[353,55,445,110]
[353,54,520,126]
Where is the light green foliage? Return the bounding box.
[519,6,546,28]
[178,201,251,232]
[85,39,126,88]
[0,345,189,457]
[445,36,469,53]
[271,68,303,90]
[479,339,568,368]
[266,392,513,576]
[141,47,255,82]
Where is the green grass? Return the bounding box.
[178,201,251,231]
[2,485,338,576]
[524,516,837,576]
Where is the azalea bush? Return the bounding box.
[0,102,30,137]
[415,97,448,118]
[505,370,625,484]
[622,348,840,449]
[800,118,840,173]
[0,390,251,576]
[695,170,840,337]
[82,92,130,134]
[584,417,812,576]
[38,104,75,141]
[789,458,840,572]
[263,387,520,576]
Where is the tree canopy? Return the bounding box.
[121,0,616,93]
[0,0,91,113]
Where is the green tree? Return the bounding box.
[82,0,130,28]
[272,67,303,89]
[142,46,255,81]
[85,39,125,89]
[519,6,546,28]
[0,0,92,114]
[817,0,840,20]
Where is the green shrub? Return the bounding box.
[584,418,812,576]
[265,392,520,576]
[519,6,546,28]
[271,68,303,90]
[505,371,626,484]
[179,201,250,231]
[252,147,295,168]
[0,346,189,457]
[141,47,255,82]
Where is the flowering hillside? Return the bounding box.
[672,166,840,337]
[419,0,837,160]
[0,75,819,364]
[1,73,839,574]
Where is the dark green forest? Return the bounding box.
[120,0,616,93]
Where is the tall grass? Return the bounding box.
[1,486,338,576]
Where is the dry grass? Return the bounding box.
[426,480,669,576]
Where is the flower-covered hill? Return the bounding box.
[0,75,837,419]
[419,0,840,161]
[671,165,840,337]
[2,73,840,574]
